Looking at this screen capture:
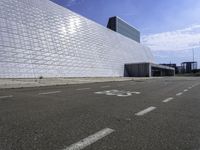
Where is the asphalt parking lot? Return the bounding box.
[0,77,200,150]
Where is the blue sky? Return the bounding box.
[52,0,200,67]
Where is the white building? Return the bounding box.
[0,0,155,78]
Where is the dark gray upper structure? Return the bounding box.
[107,16,140,43]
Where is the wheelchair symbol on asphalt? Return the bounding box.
[95,90,141,97]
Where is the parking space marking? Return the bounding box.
[183,89,188,92]
[64,128,114,150]
[162,97,174,103]
[135,106,156,116]
[38,91,61,95]
[176,92,183,96]
[76,88,91,91]
[0,95,13,99]
[95,90,141,97]
[100,85,110,88]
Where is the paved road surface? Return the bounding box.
[0,77,200,150]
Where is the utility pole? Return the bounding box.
[193,48,194,62]
[192,48,195,73]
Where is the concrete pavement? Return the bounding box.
[0,77,151,89]
[0,77,200,150]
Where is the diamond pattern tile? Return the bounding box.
[0,0,154,78]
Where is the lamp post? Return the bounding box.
[192,46,196,73]
[193,48,194,62]
[199,42,200,69]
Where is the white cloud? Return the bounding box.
[142,24,200,51]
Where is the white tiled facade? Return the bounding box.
[0,0,154,78]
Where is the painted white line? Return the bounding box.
[176,92,183,96]
[64,128,114,150]
[0,95,13,99]
[183,89,188,92]
[162,97,174,103]
[188,87,192,89]
[135,106,156,116]
[76,88,91,91]
[101,85,110,88]
[38,91,61,95]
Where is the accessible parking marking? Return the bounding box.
[176,92,183,96]
[135,106,156,116]
[38,91,61,95]
[95,90,141,97]
[63,128,114,150]
[76,88,91,91]
[0,95,13,99]
[162,97,174,103]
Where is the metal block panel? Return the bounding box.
[0,0,154,78]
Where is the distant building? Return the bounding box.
[176,66,182,74]
[181,62,198,73]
